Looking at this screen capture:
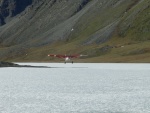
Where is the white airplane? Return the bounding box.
[48,54,87,63]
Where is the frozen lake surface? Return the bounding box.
[0,63,150,113]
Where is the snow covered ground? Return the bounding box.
[0,63,150,113]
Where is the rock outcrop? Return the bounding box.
[0,61,49,68]
[0,0,32,25]
[0,61,18,67]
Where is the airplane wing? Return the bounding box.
[48,54,66,58]
[48,54,88,58]
[69,54,88,58]
[67,55,79,58]
[48,54,87,63]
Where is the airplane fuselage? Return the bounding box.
[65,57,70,61]
[65,57,73,63]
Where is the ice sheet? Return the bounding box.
[0,63,150,113]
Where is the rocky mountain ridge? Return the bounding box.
[0,0,150,62]
[0,0,32,25]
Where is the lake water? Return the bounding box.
[0,63,150,113]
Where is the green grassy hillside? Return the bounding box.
[0,0,150,62]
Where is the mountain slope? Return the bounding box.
[0,0,150,62]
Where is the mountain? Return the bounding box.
[0,0,150,62]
